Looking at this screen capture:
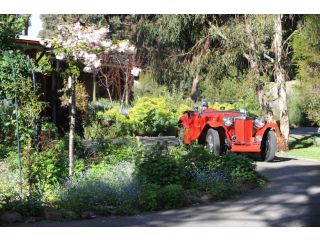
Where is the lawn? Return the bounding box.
[279,135,320,160]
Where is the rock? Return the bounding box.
[0,211,23,224]
[44,210,64,221]
[63,210,78,220]
[81,211,96,219]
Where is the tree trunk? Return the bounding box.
[68,76,76,176]
[244,22,274,120]
[51,61,59,124]
[93,71,97,102]
[191,76,199,102]
[274,15,289,151]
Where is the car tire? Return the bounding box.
[206,128,220,156]
[261,131,277,162]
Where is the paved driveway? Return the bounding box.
[11,157,320,227]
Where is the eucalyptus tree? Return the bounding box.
[292,15,320,127]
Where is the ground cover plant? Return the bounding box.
[0,139,266,223]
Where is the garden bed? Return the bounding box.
[0,139,266,225]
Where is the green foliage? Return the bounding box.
[28,149,68,194]
[128,97,178,136]
[292,15,320,126]
[136,143,187,186]
[0,143,14,160]
[158,184,186,209]
[287,90,308,127]
[0,193,44,217]
[83,98,116,140]
[139,183,186,210]
[134,71,169,98]
[0,100,15,144]
[34,53,53,74]
[99,140,142,165]
[201,74,262,116]
[0,15,26,50]
[0,159,27,203]
[84,96,190,138]
[208,152,257,182]
[138,183,161,211]
[0,50,45,144]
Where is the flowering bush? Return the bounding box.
[55,161,141,213]
[190,169,226,192]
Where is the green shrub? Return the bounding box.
[83,96,193,138]
[128,97,178,136]
[83,98,116,140]
[139,183,161,211]
[208,153,257,182]
[179,144,214,172]
[28,149,67,194]
[136,143,187,186]
[210,182,231,200]
[0,192,44,217]
[158,184,186,209]
[116,203,137,216]
[0,143,14,160]
[96,139,143,165]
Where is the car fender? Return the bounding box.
[206,120,228,132]
[178,114,189,128]
[255,122,280,138]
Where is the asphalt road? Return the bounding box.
[11,156,320,227]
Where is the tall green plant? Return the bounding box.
[0,50,44,144]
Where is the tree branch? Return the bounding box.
[282,29,297,48]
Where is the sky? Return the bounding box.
[28,14,42,38]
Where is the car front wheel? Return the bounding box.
[261,131,277,162]
[206,128,220,156]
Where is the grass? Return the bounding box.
[279,135,320,160]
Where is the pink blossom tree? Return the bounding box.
[43,22,140,176]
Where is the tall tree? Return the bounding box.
[292,15,320,126]
[274,15,290,150]
[49,22,137,176]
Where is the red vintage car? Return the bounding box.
[177,100,280,161]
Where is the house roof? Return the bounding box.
[15,35,50,50]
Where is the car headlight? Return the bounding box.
[223,116,233,127]
[254,117,265,128]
